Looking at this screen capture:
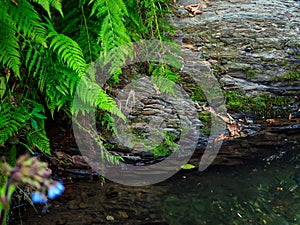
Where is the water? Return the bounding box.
[10,150,300,225]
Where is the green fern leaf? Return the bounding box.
[0,100,27,145]
[47,28,87,75]
[0,7,21,78]
[9,0,47,46]
[75,76,125,120]
[89,0,133,81]
[26,132,50,155]
[30,0,63,17]
[50,0,63,16]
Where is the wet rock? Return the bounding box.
[78,202,88,209]
[191,118,300,166]
[118,211,129,218]
[106,215,115,221]
[67,200,78,210]
[170,0,300,114]
[293,173,300,185]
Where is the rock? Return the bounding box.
[191,118,300,166]
[293,173,300,185]
[47,0,300,173]
[78,202,87,209]
[106,215,115,221]
[118,211,129,218]
[170,0,300,114]
[67,200,77,210]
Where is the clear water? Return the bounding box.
[161,156,300,225]
[10,150,300,225]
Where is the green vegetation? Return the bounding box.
[0,1,180,222]
[150,132,178,157]
[226,91,292,118]
[245,68,256,79]
[0,0,176,165]
[280,71,300,83]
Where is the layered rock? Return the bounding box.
[171,0,300,113]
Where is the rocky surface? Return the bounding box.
[10,181,169,225]
[192,118,300,166]
[171,0,300,110]
[47,0,300,171]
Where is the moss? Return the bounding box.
[181,28,198,34]
[225,91,292,118]
[245,69,256,79]
[280,71,300,83]
[150,132,178,157]
[191,85,208,102]
[198,111,211,136]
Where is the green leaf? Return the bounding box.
[0,77,6,99]
[31,119,39,131]
[32,112,47,119]
[181,164,196,170]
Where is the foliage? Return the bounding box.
[280,71,300,83]
[150,132,178,157]
[226,91,292,118]
[0,0,177,163]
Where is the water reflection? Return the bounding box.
[10,151,300,225]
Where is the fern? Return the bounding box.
[25,131,50,155]
[9,0,47,46]
[0,6,21,78]
[45,65,78,115]
[74,76,125,120]
[23,43,47,79]
[0,100,26,146]
[0,0,48,78]
[53,1,101,63]
[47,27,88,75]
[0,0,179,161]
[30,0,63,17]
[89,0,133,80]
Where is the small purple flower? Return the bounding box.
[47,181,65,200]
[31,192,47,204]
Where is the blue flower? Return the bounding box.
[31,192,47,204]
[47,181,65,200]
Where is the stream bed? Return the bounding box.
[9,148,300,225]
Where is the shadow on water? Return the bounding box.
[10,150,300,225]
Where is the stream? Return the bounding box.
[9,147,300,225]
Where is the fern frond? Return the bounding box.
[24,44,47,79]
[47,27,88,75]
[0,0,49,78]
[49,0,63,16]
[0,6,21,78]
[0,101,26,145]
[150,62,179,95]
[10,0,47,46]
[74,76,125,120]
[89,0,133,81]
[30,0,63,17]
[26,131,50,155]
[45,65,78,115]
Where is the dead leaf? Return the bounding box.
[227,123,242,137]
[185,3,203,16]
[118,211,129,218]
[214,133,230,142]
[240,131,248,137]
[266,119,277,124]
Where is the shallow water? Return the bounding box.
[10,150,300,225]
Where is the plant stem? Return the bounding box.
[0,177,12,225]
